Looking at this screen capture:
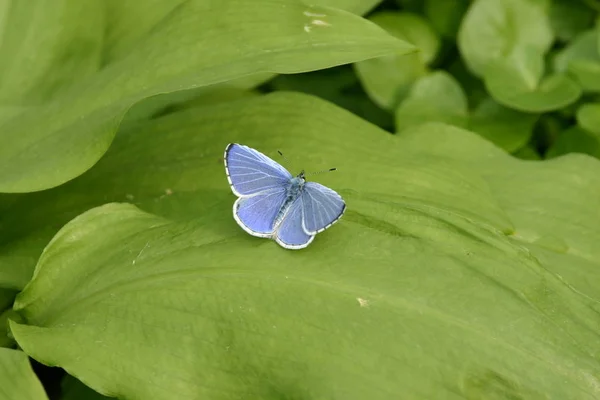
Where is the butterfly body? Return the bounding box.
[273,172,305,226]
[224,144,345,249]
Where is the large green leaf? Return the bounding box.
[6,93,600,399]
[354,11,437,109]
[0,92,507,289]
[0,348,48,400]
[0,0,413,193]
[457,0,553,77]
[0,0,104,105]
[319,0,383,15]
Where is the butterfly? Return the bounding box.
[224,143,346,249]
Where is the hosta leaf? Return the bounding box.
[458,0,553,77]
[395,71,468,131]
[0,348,48,400]
[6,93,600,399]
[0,0,104,105]
[0,0,413,193]
[398,122,600,302]
[354,11,438,109]
[319,0,383,15]
[0,93,509,289]
[102,0,382,64]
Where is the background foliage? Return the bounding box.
[1,0,599,399]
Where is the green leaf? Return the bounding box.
[549,0,595,42]
[354,11,438,109]
[0,93,507,289]
[269,67,394,129]
[0,0,413,193]
[469,97,538,152]
[458,0,553,77]
[512,145,542,160]
[0,0,104,105]
[484,46,582,112]
[395,71,468,131]
[424,0,470,39]
[101,0,382,64]
[6,93,600,399]
[546,126,600,159]
[61,374,113,400]
[576,102,600,135]
[0,348,48,400]
[553,29,600,92]
[0,289,16,348]
[318,0,383,15]
[394,73,537,151]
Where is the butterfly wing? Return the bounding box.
[301,181,346,235]
[275,197,315,249]
[234,189,287,237]
[225,143,293,197]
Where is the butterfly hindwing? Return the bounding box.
[276,197,315,249]
[301,181,346,234]
[234,189,287,237]
[225,143,292,196]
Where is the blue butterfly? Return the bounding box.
[224,143,346,249]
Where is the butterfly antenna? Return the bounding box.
[277,149,297,171]
[307,168,337,176]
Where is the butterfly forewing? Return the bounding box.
[301,181,346,234]
[225,143,292,196]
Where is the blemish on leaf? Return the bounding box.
[311,19,331,27]
[357,297,369,307]
[303,11,326,18]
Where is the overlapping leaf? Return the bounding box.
[395,72,537,151]
[354,11,438,109]
[6,93,600,399]
[0,0,412,193]
[459,0,581,111]
[554,29,600,92]
[0,348,48,400]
